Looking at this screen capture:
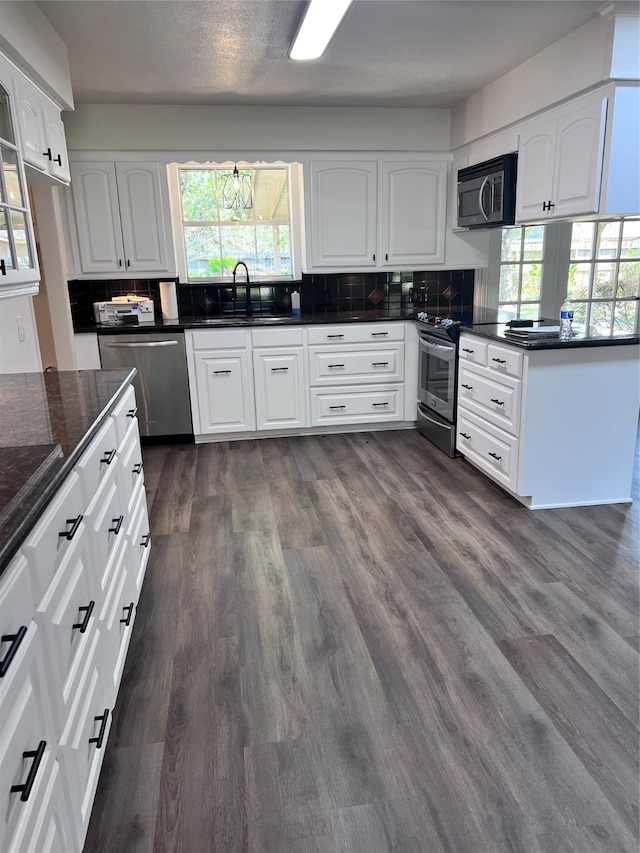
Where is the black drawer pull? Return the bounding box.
[460,433,471,440]
[329,405,346,410]
[54,153,62,166]
[126,406,137,419]
[109,515,124,535]
[371,362,389,367]
[120,602,135,626]
[141,532,151,548]
[327,364,345,369]
[72,601,95,633]
[89,709,109,749]
[326,334,344,339]
[270,367,289,373]
[10,741,46,802]
[461,383,473,390]
[0,626,28,677]
[0,259,6,276]
[488,452,502,462]
[132,461,144,474]
[462,348,474,354]
[100,448,117,465]
[372,402,389,408]
[213,370,232,375]
[58,514,83,541]
[492,358,507,364]
[44,147,53,160]
[491,398,505,406]
[371,331,389,337]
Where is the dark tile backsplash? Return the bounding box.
[68,269,475,328]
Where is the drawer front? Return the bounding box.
[110,383,138,445]
[309,344,404,385]
[457,409,519,492]
[84,476,126,584]
[75,416,119,505]
[188,328,248,350]
[487,343,523,378]
[0,624,56,850]
[58,630,110,851]
[251,327,304,347]
[0,553,35,683]
[34,528,98,735]
[22,471,86,602]
[117,417,145,516]
[126,483,151,598]
[310,385,403,425]
[99,557,136,704]
[458,363,522,436]
[307,323,404,345]
[16,759,74,853]
[459,336,488,367]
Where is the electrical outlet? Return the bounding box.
[16,315,25,342]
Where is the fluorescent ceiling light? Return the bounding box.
[289,0,352,60]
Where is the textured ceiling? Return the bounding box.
[36,0,604,108]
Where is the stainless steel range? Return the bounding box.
[416,315,460,457]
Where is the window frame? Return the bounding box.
[168,161,303,284]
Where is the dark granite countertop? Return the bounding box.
[0,369,135,576]
[74,310,414,334]
[460,319,639,350]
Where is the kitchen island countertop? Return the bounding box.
[0,369,135,576]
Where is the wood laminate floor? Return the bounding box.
[83,429,639,853]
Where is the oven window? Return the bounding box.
[421,348,452,403]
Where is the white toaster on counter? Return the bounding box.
[93,296,155,325]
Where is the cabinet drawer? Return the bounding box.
[22,471,86,602]
[188,328,248,350]
[75,416,119,505]
[99,555,136,704]
[126,482,151,598]
[110,383,138,444]
[309,344,404,385]
[487,343,523,378]
[459,336,487,367]
[84,475,126,586]
[457,409,519,492]
[310,385,403,425]
[58,629,111,851]
[16,759,74,853]
[34,526,98,735]
[117,417,145,516]
[0,623,56,851]
[251,327,304,347]
[0,553,34,682]
[458,363,522,436]
[307,323,404,345]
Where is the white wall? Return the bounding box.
[450,13,614,148]
[0,1,73,109]
[63,104,451,153]
[0,295,42,373]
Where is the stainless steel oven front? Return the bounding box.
[417,326,458,457]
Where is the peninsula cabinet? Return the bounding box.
[305,157,447,270]
[69,160,175,276]
[456,333,640,509]
[0,377,150,853]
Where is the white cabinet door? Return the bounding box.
[70,162,125,274]
[380,161,446,265]
[41,100,70,184]
[308,161,377,267]
[13,74,47,171]
[516,94,607,222]
[115,162,170,272]
[253,348,307,429]
[70,160,173,275]
[193,350,256,434]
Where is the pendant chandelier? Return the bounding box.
[222,165,252,210]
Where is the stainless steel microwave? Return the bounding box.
[457,153,518,228]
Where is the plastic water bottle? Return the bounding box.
[559,300,574,340]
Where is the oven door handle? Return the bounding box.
[421,339,455,355]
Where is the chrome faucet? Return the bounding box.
[232,261,252,316]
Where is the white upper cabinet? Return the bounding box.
[305,156,447,271]
[13,65,70,185]
[70,161,175,276]
[516,92,608,222]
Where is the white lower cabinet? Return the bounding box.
[0,379,150,852]
[311,384,403,425]
[253,349,307,429]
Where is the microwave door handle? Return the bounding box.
[478,176,490,221]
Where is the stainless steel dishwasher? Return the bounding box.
[98,332,192,437]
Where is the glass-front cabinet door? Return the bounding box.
[0,81,39,293]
